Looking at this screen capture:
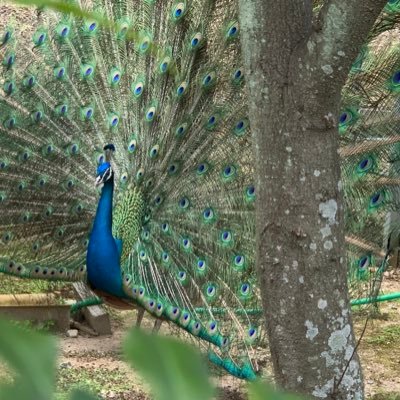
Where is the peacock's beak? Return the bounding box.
[95,175,103,187]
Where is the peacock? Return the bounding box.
[0,0,399,381]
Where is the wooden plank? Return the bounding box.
[72,282,111,335]
[0,293,55,306]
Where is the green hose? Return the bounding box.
[350,292,400,306]
[70,292,400,315]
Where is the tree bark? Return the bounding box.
[238,1,387,398]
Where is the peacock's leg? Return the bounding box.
[136,308,145,328]
[152,319,162,333]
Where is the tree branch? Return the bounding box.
[310,0,387,84]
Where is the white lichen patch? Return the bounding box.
[320,225,331,239]
[321,64,333,75]
[318,299,327,310]
[299,275,304,284]
[313,379,334,398]
[324,240,333,250]
[314,169,321,177]
[319,199,337,225]
[310,242,317,251]
[305,320,319,341]
[328,324,351,352]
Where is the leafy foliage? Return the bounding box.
[0,317,300,400]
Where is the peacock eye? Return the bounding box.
[205,113,221,130]
[179,197,190,209]
[139,38,150,53]
[5,117,16,129]
[182,238,190,248]
[88,22,97,32]
[222,165,237,181]
[109,68,122,85]
[54,66,66,79]
[197,259,205,270]
[190,32,202,49]
[240,283,251,295]
[175,123,188,137]
[149,144,159,158]
[234,68,242,79]
[4,81,15,95]
[128,139,137,153]
[172,3,186,20]
[178,271,186,280]
[159,57,171,74]
[369,191,385,208]
[110,116,119,127]
[202,72,216,88]
[197,163,208,175]
[145,106,156,122]
[358,255,370,269]
[176,82,188,96]
[34,31,47,45]
[3,52,15,67]
[136,168,144,180]
[235,255,245,266]
[132,82,144,97]
[120,172,128,183]
[61,27,69,37]
[225,21,239,39]
[208,320,218,334]
[392,70,400,85]
[3,30,11,44]
[221,230,233,245]
[33,110,43,122]
[234,118,249,136]
[202,207,214,221]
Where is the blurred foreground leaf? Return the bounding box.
[0,317,56,400]
[124,328,214,400]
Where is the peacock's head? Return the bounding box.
[95,144,115,187]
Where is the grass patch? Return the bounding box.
[0,275,71,295]
[367,325,400,346]
[56,366,135,397]
[370,393,400,400]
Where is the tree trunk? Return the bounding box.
[238,1,387,398]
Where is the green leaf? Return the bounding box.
[248,381,303,400]
[0,317,56,400]
[123,328,214,400]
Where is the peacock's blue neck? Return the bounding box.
[92,176,114,234]
[87,175,125,298]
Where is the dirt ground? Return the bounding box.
[53,277,400,399]
[1,275,400,399]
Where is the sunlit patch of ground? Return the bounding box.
[1,274,400,398]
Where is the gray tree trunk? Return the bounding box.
[238,1,387,398]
